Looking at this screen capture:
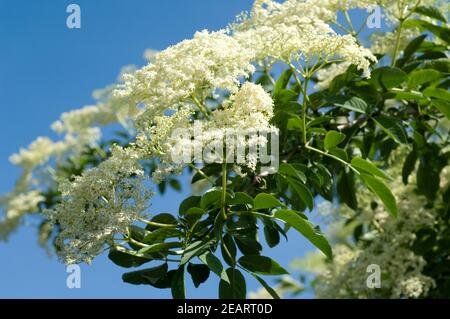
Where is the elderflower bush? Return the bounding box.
[1,0,450,299]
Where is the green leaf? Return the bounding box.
[359,173,398,217]
[432,100,450,120]
[251,274,281,299]
[143,228,182,244]
[335,96,368,114]
[274,89,299,106]
[324,130,346,151]
[403,35,427,61]
[219,268,247,299]
[273,209,332,258]
[234,234,263,256]
[138,242,183,254]
[169,179,181,191]
[145,213,178,231]
[229,192,254,206]
[238,255,289,276]
[187,263,210,288]
[328,147,348,161]
[404,19,450,43]
[199,252,230,284]
[108,248,151,268]
[263,219,281,248]
[373,116,408,144]
[183,207,205,227]
[351,157,392,180]
[408,69,443,88]
[180,240,212,265]
[337,170,358,210]
[200,190,222,209]
[414,6,447,23]
[274,69,292,95]
[286,178,314,211]
[278,163,307,183]
[253,193,285,210]
[370,67,407,89]
[179,196,201,215]
[424,87,450,102]
[171,265,186,299]
[122,263,168,285]
[402,150,418,185]
[417,159,440,200]
[221,234,237,267]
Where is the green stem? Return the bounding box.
[191,94,210,119]
[306,145,359,175]
[221,163,228,220]
[343,10,356,36]
[391,19,405,67]
[138,217,177,228]
[301,77,310,145]
[189,163,215,185]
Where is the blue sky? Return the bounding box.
[0,1,378,298]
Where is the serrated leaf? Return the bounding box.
[273,209,332,258]
[238,255,289,276]
[251,274,281,299]
[229,192,254,206]
[351,157,392,180]
[200,190,222,209]
[373,116,408,144]
[402,150,418,185]
[286,178,314,211]
[122,263,168,286]
[424,87,450,102]
[187,263,210,288]
[253,193,285,210]
[432,100,450,120]
[171,265,186,299]
[180,240,212,265]
[199,252,229,283]
[219,268,247,299]
[324,130,346,151]
[335,96,368,114]
[408,69,443,88]
[108,248,151,268]
[337,170,358,210]
[179,196,201,215]
[359,173,398,217]
[138,242,183,254]
[221,234,237,267]
[414,6,447,23]
[143,228,182,244]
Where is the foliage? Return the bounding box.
[1,0,449,299]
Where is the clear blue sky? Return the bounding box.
[0,1,375,298]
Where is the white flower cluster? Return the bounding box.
[137,83,277,182]
[46,146,152,264]
[1,77,141,241]
[313,150,439,298]
[315,61,352,90]
[116,30,256,119]
[0,190,44,240]
[231,0,377,76]
[370,28,420,56]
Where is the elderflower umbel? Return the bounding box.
[116,30,255,119]
[47,146,152,264]
[232,0,377,76]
